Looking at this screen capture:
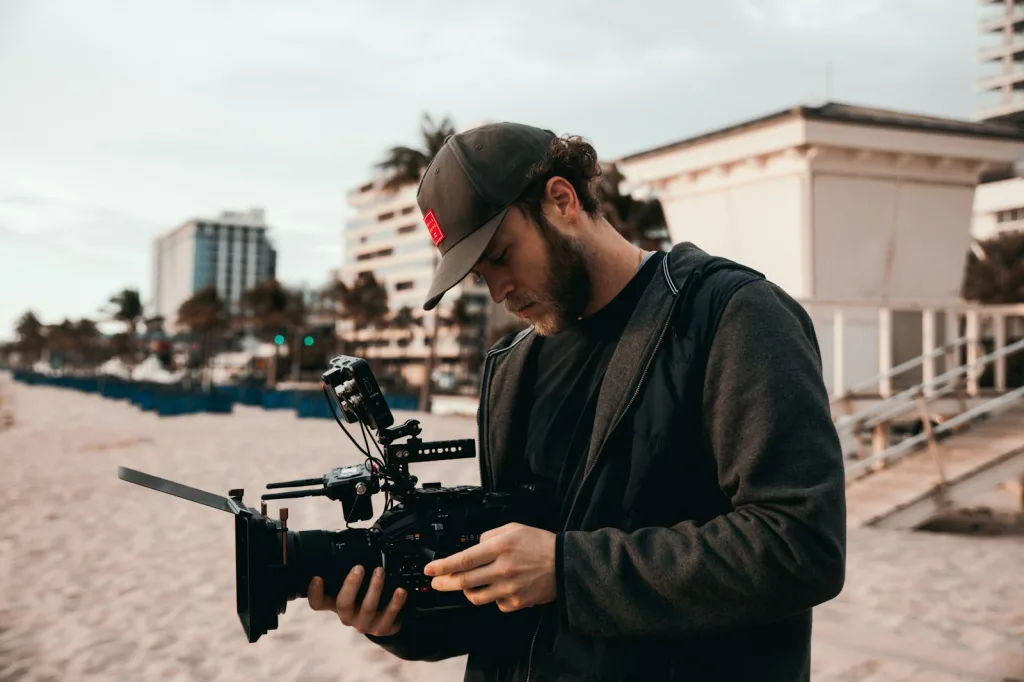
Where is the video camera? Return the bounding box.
[117,356,544,643]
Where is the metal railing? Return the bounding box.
[845,384,1024,481]
[829,335,969,406]
[835,336,1024,433]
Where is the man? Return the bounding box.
[308,122,847,681]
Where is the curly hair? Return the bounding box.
[512,135,605,229]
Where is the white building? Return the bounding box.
[615,102,1024,396]
[976,0,1024,125]
[340,178,519,387]
[151,208,277,332]
[972,176,1024,239]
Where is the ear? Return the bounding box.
[544,176,580,223]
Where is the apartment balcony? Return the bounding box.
[977,36,1024,63]
[979,7,1024,34]
[975,94,1024,124]
[976,63,1024,91]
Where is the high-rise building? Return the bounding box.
[338,178,520,388]
[977,0,1024,125]
[151,208,277,332]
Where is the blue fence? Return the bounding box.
[7,370,420,420]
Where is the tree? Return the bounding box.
[177,286,229,367]
[239,279,307,340]
[102,288,144,366]
[326,272,390,356]
[376,113,457,190]
[962,232,1024,304]
[13,311,44,365]
[106,288,144,332]
[597,163,670,252]
[391,305,420,346]
[239,279,308,381]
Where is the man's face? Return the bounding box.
[470,205,591,336]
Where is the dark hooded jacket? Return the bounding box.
[366,242,847,681]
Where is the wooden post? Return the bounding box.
[878,307,893,398]
[945,309,959,375]
[922,308,936,397]
[966,309,980,397]
[994,312,1007,392]
[914,391,950,510]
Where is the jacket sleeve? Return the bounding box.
[556,280,847,639]
[364,601,536,661]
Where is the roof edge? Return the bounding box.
[615,101,1024,165]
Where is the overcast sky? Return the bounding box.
[0,0,983,340]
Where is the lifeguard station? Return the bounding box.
[617,102,1024,529]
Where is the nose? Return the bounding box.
[484,272,514,305]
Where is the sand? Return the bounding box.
[1,372,1022,681]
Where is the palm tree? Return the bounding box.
[391,305,420,347]
[597,163,670,252]
[239,279,308,381]
[376,113,457,190]
[962,232,1024,304]
[326,272,390,356]
[14,311,44,366]
[177,286,229,368]
[72,318,102,368]
[103,288,144,367]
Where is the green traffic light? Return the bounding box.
[303,336,314,347]
[274,334,285,345]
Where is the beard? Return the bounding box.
[505,216,591,336]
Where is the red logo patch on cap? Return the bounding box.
[424,209,444,246]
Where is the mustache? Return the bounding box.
[504,297,536,314]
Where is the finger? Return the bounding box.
[354,567,385,633]
[369,587,407,637]
[335,565,365,624]
[307,577,333,611]
[424,543,496,577]
[430,562,504,592]
[496,594,527,613]
[464,583,505,607]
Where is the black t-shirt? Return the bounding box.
[516,250,666,528]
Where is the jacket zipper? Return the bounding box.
[523,284,687,682]
[477,351,494,490]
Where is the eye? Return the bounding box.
[494,248,509,265]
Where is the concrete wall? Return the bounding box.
[661,153,809,296]
[811,173,975,302]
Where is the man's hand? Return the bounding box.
[307,566,408,637]
[423,523,557,613]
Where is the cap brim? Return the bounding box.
[422,206,509,311]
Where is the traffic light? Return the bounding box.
[274,334,285,345]
[303,335,314,347]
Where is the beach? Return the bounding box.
[1,373,1022,681]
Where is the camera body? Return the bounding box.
[118,355,545,643]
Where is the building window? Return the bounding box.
[355,247,394,262]
[397,223,417,235]
[378,211,395,222]
[400,206,415,215]
[395,280,415,291]
[997,208,1024,223]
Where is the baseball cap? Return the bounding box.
[417,122,557,311]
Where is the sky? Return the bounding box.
[0,0,985,341]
